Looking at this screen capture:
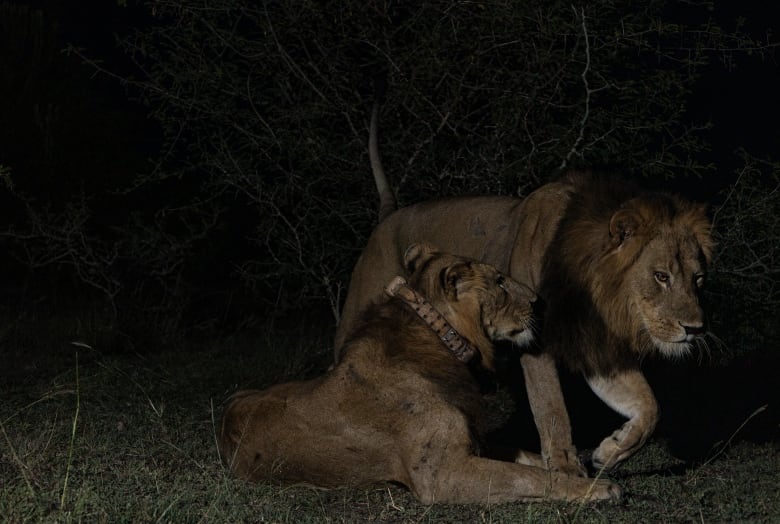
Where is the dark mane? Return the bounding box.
[539,172,712,376]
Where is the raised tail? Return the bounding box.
[369,101,397,222]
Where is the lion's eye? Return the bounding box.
[654,271,670,284]
[496,275,506,290]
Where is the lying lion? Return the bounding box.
[219,244,620,504]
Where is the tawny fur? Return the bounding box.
[335,171,713,472]
[219,245,620,504]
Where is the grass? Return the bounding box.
[1,325,778,523]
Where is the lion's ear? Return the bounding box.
[609,208,643,246]
[403,243,438,274]
[441,262,471,298]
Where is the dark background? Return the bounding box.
[1,0,778,455]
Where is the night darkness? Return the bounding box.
[1,1,779,520]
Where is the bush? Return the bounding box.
[1,1,778,342]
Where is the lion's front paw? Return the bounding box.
[591,422,647,471]
[550,473,622,502]
[545,447,587,477]
[596,478,623,501]
[591,440,621,471]
[515,447,587,477]
[586,478,623,502]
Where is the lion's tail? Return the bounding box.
[369,101,397,222]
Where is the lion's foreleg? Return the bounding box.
[409,456,620,504]
[586,369,658,470]
[520,352,586,476]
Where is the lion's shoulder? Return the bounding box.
[341,297,485,423]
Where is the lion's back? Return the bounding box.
[335,186,573,354]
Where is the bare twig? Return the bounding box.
[560,6,592,170]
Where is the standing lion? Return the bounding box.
[335,114,713,473]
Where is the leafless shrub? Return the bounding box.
[708,151,780,352]
[3,1,778,334]
[106,1,776,316]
